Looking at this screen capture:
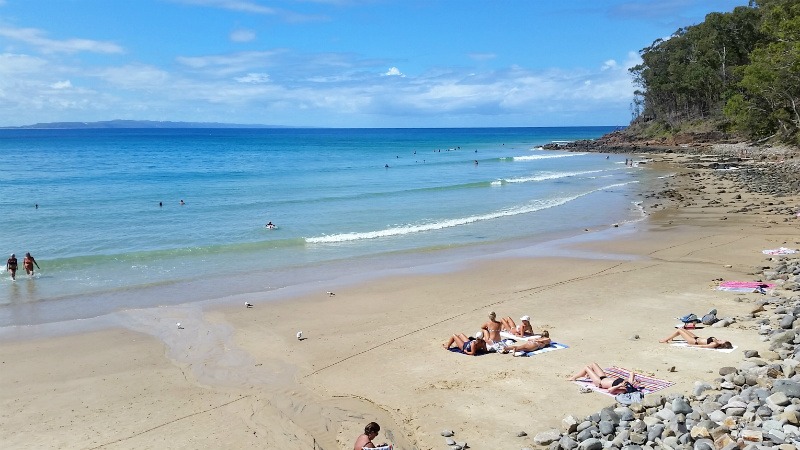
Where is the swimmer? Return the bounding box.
[266,221,276,229]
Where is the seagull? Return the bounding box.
[326,291,335,296]
[296,331,303,340]
[176,322,184,329]
[245,302,253,308]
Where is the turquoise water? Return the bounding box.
[0,127,647,327]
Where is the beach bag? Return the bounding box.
[679,313,698,324]
[701,309,718,325]
[615,391,644,405]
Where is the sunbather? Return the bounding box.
[501,330,551,355]
[480,311,504,345]
[501,315,534,336]
[659,328,733,349]
[443,331,487,356]
[567,362,640,394]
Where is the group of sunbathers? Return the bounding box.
[442,311,551,356]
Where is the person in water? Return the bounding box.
[6,253,18,280]
[265,221,275,229]
[23,252,39,276]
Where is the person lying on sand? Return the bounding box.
[500,330,551,356]
[567,362,640,394]
[443,331,487,356]
[659,328,733,349]
[501,315,534,336]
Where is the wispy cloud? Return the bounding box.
[235,72,270,83]
[0,25,123,54]
[230,29,256,42]
[169,0,278,15]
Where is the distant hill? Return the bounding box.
[2,120,286,129]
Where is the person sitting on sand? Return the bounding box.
[567,362,640,394]
[480,311,504,349]
[443,331,487,356]
[659,328,733,349]
[353,422,389,450]
[501,315,534,337]
[501,330,551,356]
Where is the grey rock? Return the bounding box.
[672,398,693,415]
[766,391,791,407]
[533,429,561,445]
[773,379,800,398]
[629,431,646,445]
[647,423,665,442]
[559,435,578,450]
[780,314,796,329]
[600,408,620,425]
[598,420,615,436]
[441,430,454,437]
[693,381,713,397]
[577,437,602,450]
[516,431,527,437]
[693,438,715,450]
[445,437,456,445]
[576,426,596,442]
[744,350,760,358]
[719,367,737,376]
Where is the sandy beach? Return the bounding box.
[2,148,799,449]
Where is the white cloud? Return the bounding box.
[0,26,123,54]
[169,0,277,15]
[0,53,48,73]
[235,73,270,83]
[383,67,404,77]
[230,29,256,42]
[50,80,72,89]
[601,59,618,71]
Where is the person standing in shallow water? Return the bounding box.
[6,254,18,280]
[23,252,39,276]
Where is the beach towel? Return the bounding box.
[499,331,540,341]
[762,247,797,255]
[447,347,489,356]
[512,342,569,357]
[573,367,674,396]
[669,341,738,353]
[717,281,774,293]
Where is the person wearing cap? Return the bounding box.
[442,331,487,356]
[6,254,18,280]
[501,315,534,337]
[23,252,39,276]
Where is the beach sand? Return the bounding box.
[1,151,799,449]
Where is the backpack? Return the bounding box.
[679,313,698,323]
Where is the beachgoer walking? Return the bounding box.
[6,254,18,280]
[353,422,388,449]
[23,252,39,276]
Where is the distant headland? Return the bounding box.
[1,119,286,129]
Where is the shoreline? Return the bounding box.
[2,146,800,449]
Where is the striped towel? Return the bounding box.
[762,247,797,255]
[573,367,674,396]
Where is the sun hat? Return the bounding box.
[520,315,530,322]
[474,331,484,339]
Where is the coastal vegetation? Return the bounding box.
[628,0,800,145]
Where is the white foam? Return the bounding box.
[512,153,587,161]
[502,169,605,184]
[306,181,638,244]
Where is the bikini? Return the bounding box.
[611,378,639,393]
[696,337,715,345]
[463,341,473,352]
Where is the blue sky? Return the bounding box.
[0,0,749,128]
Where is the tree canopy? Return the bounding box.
[629,0,800,144]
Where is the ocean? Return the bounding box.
[0,126,651,331]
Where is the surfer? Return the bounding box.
[23,252,39,276]
[266,221,276,229]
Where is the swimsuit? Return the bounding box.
[696,337,714,345]
[463,341,473,352]
[7,259,17,270]
[611,378,639,393]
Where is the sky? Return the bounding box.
[0,0,751,128]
